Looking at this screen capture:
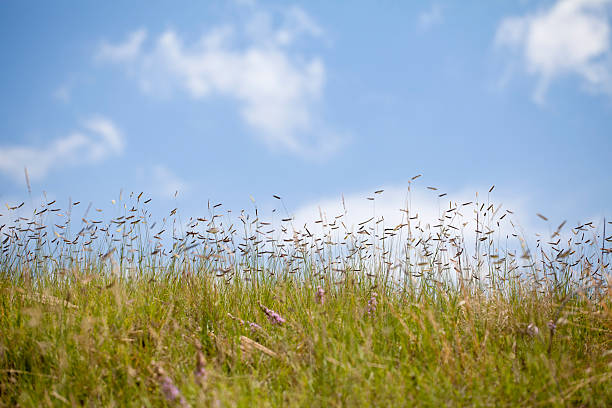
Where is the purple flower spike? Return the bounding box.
[154,365,190,408]
[367,292,378,315]
[160,375,181,401]
[316,287,325,305]
[228,312,263,332]
[259,303,286,325]
[194,351,207,385]
[249,321,263,331]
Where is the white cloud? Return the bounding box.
[496,0,612,102]
[263,182,603,262]
[418,4,444,30]
[275,5,324,45]
[97,6,342,157]
[150,165,192,199]
[0,117,124,183]
[97,29,147,63]
[256,183,543,282]
[289,184,531,243]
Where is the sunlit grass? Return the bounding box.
[1,186,610,406]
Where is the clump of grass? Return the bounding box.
[0,186,610,406]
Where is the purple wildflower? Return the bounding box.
[194,351,207,386]
[259,303,286,325]
[159,375,181,401]
[316,287,325,305]
[249,321,262,331]
[367,292,378,315]
[228,312,262,332]
[154,365,189,407]
[527,323,539,337]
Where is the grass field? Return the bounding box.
[1,191,611,407]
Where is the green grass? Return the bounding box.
[0,192,611,406]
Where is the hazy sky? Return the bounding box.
[1,0,611,234]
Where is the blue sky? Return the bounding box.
[1,0,611,237]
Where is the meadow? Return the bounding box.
[1,186,611,407]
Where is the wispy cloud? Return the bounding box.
[495,0,612,103]
[273,5,324,45]
[418,4,444,30]
[150,165,192,199]
[0,116,124,183]
[53,85,71,103]
[97,29,147,63]
[96,6,343,158]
